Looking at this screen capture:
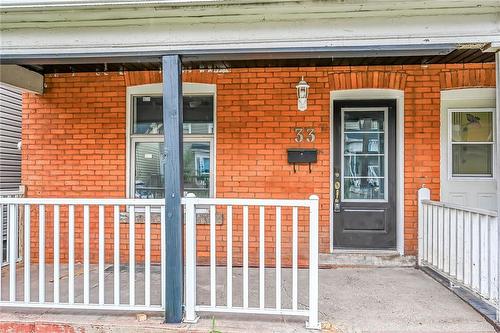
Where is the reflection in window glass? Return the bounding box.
[344,177,385,200]
[452,144,492,176]
[344,133,384,154]
[344,156,384,178]
[450,109,494,178]
[183,142,211,198]
[451,112,493,142]
[133,95,214,135]
[135,142,165,198]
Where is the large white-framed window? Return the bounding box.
[126,83,216,199]
[448,108,495,179]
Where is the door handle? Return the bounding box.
[334,170,341,212]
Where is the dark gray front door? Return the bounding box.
[333,100,396,249]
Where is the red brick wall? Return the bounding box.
[22,63,495,265]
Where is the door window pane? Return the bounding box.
[451,112,493,142]
[183,142,211,198]
[344,111,384,132]
[342,109,387,201]
[344,133,384,154]
[344,156,384,177]
[133,95,214,135]
[344,177,385,200]
[135,142,165,198]
[452,144,493,176]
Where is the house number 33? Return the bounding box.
[294,128,316,143]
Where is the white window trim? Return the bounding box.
[126,82,217,199]
[447,107,496,180]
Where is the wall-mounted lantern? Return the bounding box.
[296,76,310,112]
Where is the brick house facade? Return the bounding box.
[20,63,496,265]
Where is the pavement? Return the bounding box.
[0,265,495,332]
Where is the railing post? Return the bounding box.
[306,195,320,330]
[184,193,199,323]
[418,187,431,267]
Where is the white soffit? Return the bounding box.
[1,0,499,59]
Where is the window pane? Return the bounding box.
[183,142,211,198]
[344,177,384,200]
[133,95,214,135]
[134,96,163,135]
[135,142,165,198]
[451,111,493,142]
[344,111,384,132]
[344,133,384,154]
[452,144,493,176]
[344,156,384,177]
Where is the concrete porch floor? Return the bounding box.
[0,265,495,332]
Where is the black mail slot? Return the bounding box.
[287,148,317,163]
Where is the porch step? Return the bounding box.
[319,250,416,267]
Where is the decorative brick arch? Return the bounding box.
[328,70,407,91]
[439,68,496,89]
[124,70,218,86]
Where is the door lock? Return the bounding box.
[334,170,341,212]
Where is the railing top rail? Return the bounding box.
[0,198,166,205]
[0,196,316,207]
[421,199,498,217]
[184,197,314,207]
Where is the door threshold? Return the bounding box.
[332,248,399,255]
[320,250,415,267]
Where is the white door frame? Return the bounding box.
[330,89,405,255]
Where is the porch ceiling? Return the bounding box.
[21,48,495,74]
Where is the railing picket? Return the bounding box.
[472,213,480,291]
[490,216,499,303]
[480,214,489,297]
[450,208,457,278]
[53,204,60,304]
[275,207,281,310]
[24,204,30,303]
[113,205,120,306]
[438,205,444,270]
[9,204,17,302]
[226,205,233,308]
[184,194,197,322]
[443,207,450,273]
[83,205,90,304]
[210,204,216,308]
[243,205,249,308]
[98,205,105,305]
[464,212,472,287]
[292,206,298,311]
[129,205,135,306]
[457,210,464,281]
[68,205,75,304]
[422,204,427,263]
[432,205,438,267]
[259,206,265,309]
[39,205,45,303]
[145,205,151,307]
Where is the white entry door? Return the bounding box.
[440,88,497,211]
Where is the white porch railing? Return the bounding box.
[418,188,499,320]
[0,197,166,311]
[184,194,320,329]
[0,195,320,329]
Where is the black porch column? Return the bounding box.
[162,55,184,323]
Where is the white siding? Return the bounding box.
[0,83,22,191]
